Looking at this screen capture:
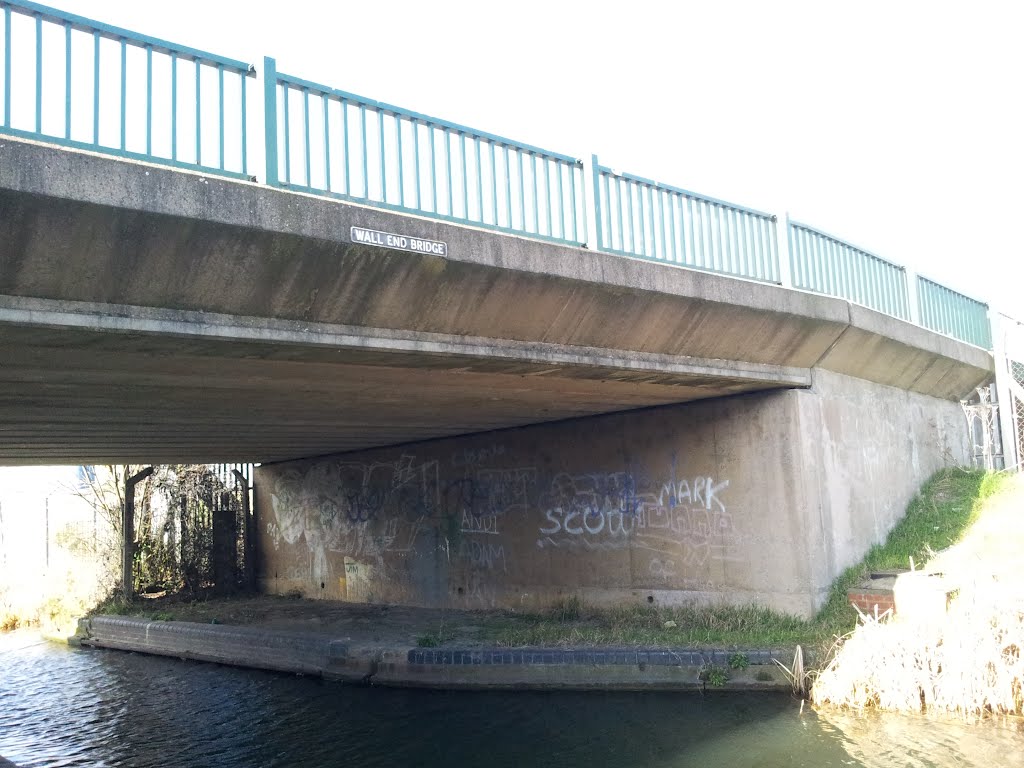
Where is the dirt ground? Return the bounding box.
[126,594,508,648]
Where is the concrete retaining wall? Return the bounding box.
[255,369,968,617]
[77,616,795,691]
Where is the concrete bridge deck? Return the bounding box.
[0,136,991,464]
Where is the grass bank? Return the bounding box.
[478,468,1005,656]
[812,470,1023,716]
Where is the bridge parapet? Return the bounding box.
[0,0,994,350]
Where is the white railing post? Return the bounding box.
[905,267,921,325]
[776,211,793,288]
[992,312,1022,470]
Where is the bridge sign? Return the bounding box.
[350,226,448,257]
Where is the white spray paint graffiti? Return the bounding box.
[536,462,740,573]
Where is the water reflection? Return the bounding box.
[1,632,1022,768]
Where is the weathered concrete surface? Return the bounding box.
[0,295,808,464]
[0,136,991,464]
[77,615,793,691]
[256,369,968,617]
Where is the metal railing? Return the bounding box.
[0,0,254,177]
[592,156,780,283]
[0,1,998,350]
[264,57,585,246]
[917,275,991,349]
[787,219,911,320]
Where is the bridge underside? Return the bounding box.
[0,137,993,466]
[0,297,806,465]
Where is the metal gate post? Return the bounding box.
[122,466,154,600]
[232,469,255,591]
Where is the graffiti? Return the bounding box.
[451,443,506,468]
[268,455,439,584]
[444,467,536,519]
[536,465,740,571]
[459,539,507,573]
[266,521,282,550]
[461,510,499,535]
[341,557,374,601]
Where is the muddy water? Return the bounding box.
[1,632,1022,768]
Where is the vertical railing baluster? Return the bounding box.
[323,93,331,192]
[64,22,72,138]
[241,69,248,176]
[518,151,527,232]
[170,53,177,160]
[601,172,612,250]
[378,107,386,203]
[145,45,153,155]
[626,180,636,253]
[555,160,564,240]
[461,133,469,220]
[194,58,201,165]
[569,162,579,243]
[413,121,422,209]
[503,145,512,229]
[490,141,498,225]
[341,98,349,194]
[359,103,367,198]
[218,64,225,170]
[395,114,404,206]
[34,13,41,133]
[282,84,290,183]
[475,137,483,223]
[446,131,454,216]
[3,5,11,128]
[303,88,311,188]
[429,125,437,213]
[92,30,100,144]
[532,154,541,234]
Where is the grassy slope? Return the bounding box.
[480,468,1007,653]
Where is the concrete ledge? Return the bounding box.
[78,616,797,692]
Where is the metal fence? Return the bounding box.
[0,0,254,177]
[592,157,780,283]
[787,219,911,321]
[265,58,586,246]
[0,0,998,349]
[917,275,991,350]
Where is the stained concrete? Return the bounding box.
[256,369,968,618]
[0,136,992,464]
[77,613,794,691]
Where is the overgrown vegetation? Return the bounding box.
[700,665,729,687]
[812,468,1002,642]
[481,468,1002,657]
[812,470,1023,716]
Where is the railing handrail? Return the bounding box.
[788,218,907,273]
[2,0,255,74]
[917,272,989,308]
[0,0,998,349]
[274,66,579,165]
[594,159,776,221]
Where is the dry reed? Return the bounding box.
[812,475,1024,718]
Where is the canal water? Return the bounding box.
[2,632,1023,768]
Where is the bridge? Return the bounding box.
[0,0,1001,615]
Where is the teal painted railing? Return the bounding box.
[917,276,991,350]
[592,156,780,283]
[0,1,996,349]
[0,0,254,177]
[264,58,586,246]
[787,219,911,321]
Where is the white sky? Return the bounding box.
[40,0,1024,317]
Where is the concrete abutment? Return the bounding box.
[255,368,968,618]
